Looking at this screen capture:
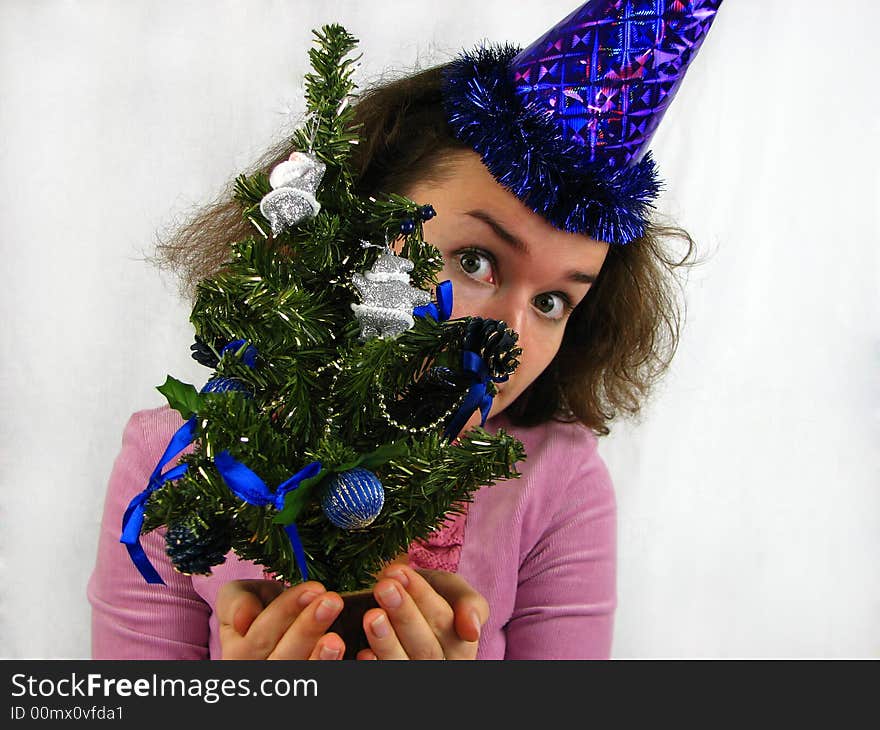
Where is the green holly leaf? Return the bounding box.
[273,469,328,525]
[157,376,203,420]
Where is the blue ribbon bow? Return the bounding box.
[221,339,258,368]
[120,417,197,584]
[213,452,322,582]
[442,350,509,441]
[413,280,453,322]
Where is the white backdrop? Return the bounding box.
[1,0,877,658]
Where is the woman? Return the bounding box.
[88,0,720,660]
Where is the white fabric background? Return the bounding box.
[1,0,877,658]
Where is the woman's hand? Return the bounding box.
[218,579,346,660]
[358,564,489,660]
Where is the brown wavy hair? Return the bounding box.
[155,64,697,436]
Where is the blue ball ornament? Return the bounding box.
[320,467,385,530]
[200,377,251,396]
[399,217,416,234]
[418,204,436,221]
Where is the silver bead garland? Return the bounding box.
[374,382,468,435]
[272,326,467,439]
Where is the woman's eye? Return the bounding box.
[533,292,570,321]
[455,247,573,322]
[457,249,494,283]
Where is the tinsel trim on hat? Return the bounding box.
[441,43,661,245]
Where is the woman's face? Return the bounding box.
[397,150,610,429]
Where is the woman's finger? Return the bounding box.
[218,579,328,659]
[268,591,344,660]
[217,579,285,634]
[306,632,345,661]
[362,608,408,660]
[416,568,489,644]
[379,565,456,635]
[242,581,328,654]
[218,580,291,659]
[371,578,445,659]
[378,565,487,658]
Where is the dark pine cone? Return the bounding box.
[462,318,521,378]
[387,318,521,430]
[164,516,233,576]
[190,335,229,369]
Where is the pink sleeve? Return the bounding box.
[504,449,617,659]
[87,410,211,659]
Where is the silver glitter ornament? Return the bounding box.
[350,251,432,340]
[259,151,327,236]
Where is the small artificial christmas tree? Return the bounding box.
[121,24,526,594]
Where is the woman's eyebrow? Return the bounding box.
[464,208,598,284]
[465,208,531,255]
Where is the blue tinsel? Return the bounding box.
[441,44,662,245]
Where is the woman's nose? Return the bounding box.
[475,297,529,351]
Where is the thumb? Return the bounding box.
[417,569,489,643]
[232,592,265,637]
[217,579,285,636]
[452,600,487,644]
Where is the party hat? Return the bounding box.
[442,0,723,245]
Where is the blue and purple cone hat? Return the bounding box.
[441,0,723,245]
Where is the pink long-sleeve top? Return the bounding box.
[88,405,617,659]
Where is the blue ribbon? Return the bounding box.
[413,280,453,322]
[213,452,322,582]
[221,339,258,368]
[442,350,509,441]
[120,417,197,584]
